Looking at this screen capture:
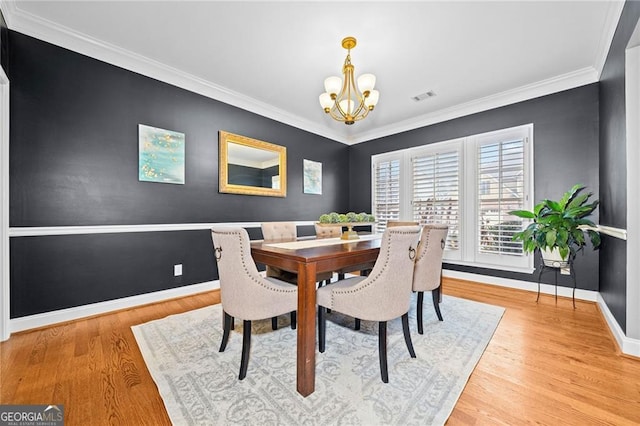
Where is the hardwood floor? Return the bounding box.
[1,278,639,425]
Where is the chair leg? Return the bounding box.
[318,307,326,353]
[402,313,416,358]
[230,317,235,330]
[355,318,361,330]
[432,286,443,321]
[272,316,278,330]
[219,310,232,352]
[239,320,251,380]
[290,311,297,329]
[379,321,388,383]
[417,291,424,335]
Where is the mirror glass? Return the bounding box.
[219,131,287,197]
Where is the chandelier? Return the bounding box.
[319,37,379,125]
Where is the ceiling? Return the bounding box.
[1,1,624,145]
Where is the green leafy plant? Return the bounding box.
[510,184,601,260]
[318,211,375,223]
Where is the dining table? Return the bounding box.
[250,234,382,397]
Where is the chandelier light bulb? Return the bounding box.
[339,99,354,115]
[319,93,333,111]
[357,73,376,95]
[324,76,342,97]
[365,90,380,109]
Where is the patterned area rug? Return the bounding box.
[132,295,504,425]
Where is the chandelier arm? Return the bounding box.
[350,98,368,119]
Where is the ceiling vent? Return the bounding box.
[411,91,436,102]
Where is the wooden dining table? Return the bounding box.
[250,235,381,397]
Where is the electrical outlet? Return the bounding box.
[174,264,183,276]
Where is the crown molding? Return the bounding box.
[0,1,617,146]
[593,0,626,80]
[2,2,347,143]
[347,67,599,145]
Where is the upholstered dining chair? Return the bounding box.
[313,223,343,239]
[211,226,298,380]
[317,225,421,383]
[387,220,419,227]
[413,224,449,334]
[262,222,333,287]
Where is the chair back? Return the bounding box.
[412,224,449,292]
[211,227,280,319]
[261,222,297,241]
[314,223,342,238]
[387,221,419,227]
[333,226,420,321]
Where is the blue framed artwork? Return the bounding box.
[303,159,322,194]
[138,124,185,184]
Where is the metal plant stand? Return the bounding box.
[536,253,577,308]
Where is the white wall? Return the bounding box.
[626,24,640,341]
[1,66,9,341]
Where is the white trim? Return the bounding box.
[596,225,627,240]
[9,280,218,334]
[626,41,640,340]
[2,2,345,143]
[594,0,627,80]
[0,2,609,146]
[9,221,318,237]
[445,269,640,357]
[0,66,9,342]
[443,269,598,302]
[597,293,640,358]
[349,68,597,145]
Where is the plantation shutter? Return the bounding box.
[477,137,526,256]
[373,159,400,232]
[411,150,460,250]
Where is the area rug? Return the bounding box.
[132,295,504,425]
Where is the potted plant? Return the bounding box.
[510,184,601,267]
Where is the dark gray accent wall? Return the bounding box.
[8,31,349,317]
[598,1,640,333]
[348,84,600,291]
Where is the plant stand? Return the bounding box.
[536,254,577,309]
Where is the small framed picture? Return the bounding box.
[138,124,185,184]
[303,159,322,195]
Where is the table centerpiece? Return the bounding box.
[317,212,376,240]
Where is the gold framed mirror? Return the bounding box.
[219,131,287,197]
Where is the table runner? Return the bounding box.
[263,233,381,250]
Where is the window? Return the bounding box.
[411,147,460,251]
[371,124,533,272]
[372,157,401,232]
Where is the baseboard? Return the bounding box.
[10,271,639,359]
[596,293,640,358]
[444,270,640,357]
[443,270,598,302]
[9,280,220,334]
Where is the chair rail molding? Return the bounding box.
[8,221,318,237]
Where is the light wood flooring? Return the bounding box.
[1,278,639,425]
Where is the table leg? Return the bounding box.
[296,261,317,397]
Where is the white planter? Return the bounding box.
[541,247,569,268]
